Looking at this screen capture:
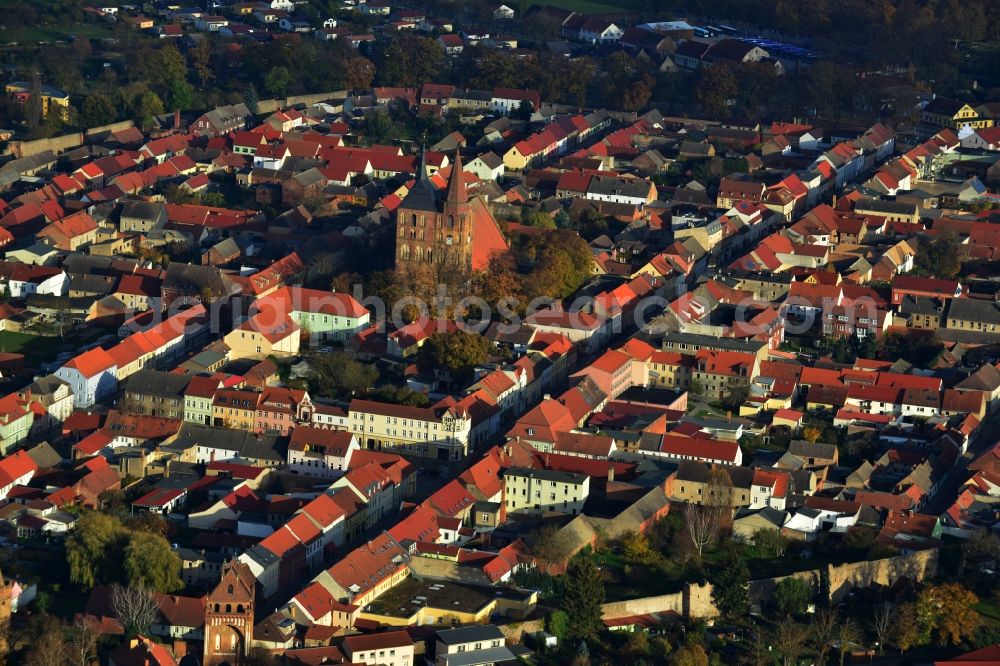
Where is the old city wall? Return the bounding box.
[594,550,938,622]
[826,548,938,603]
[7,119,137,158]
[256,90,348,115]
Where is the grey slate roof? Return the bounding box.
[125,369,191,399]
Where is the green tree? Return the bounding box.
[308,351,379,399]
[363,109,394,144]
[65,511,127,588]
[265,66,293,98]
[562,557,605,643]
[711,554,750,618]
[773,577,811,616]
[419,331,490,384]
[545,609,569,641]
[523,211,556,229]
[135,91,165,128]
[124,531,183,592]
[244,84,260,116]
[80,92,117,128]
[168,79,196,111]
[914,232,963,279]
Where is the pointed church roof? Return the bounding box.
[446,150,466,203]
[399,147,438,212]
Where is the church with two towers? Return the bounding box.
[393,151,509,273]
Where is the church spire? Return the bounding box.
[418,144,429,182]
[446,149,466,203]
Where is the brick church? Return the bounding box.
[394,150,508,272]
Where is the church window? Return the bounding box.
[215,634,221,651]
[411,214,417,226]
[226,604,232,613]
[448,215,455,229]
[228,585,233,594]
[446,235,453,245]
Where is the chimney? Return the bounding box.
[607,465,615,483]
[174,109,181,130]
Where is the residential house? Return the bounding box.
[288,427,359,478]
[224,312,301,360]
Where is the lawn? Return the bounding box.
[537,0,647,15]
[0,329,91,365]
[0,18,115,44]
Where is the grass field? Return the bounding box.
[0,329,86,365]
[0,20,114,45]
[537,0,647,15]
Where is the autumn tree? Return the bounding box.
[669,643,709,666]
[343,56,376,90]
[917,582,981,646]
[836,618,862,666]
[696,63,738,119]
[561,558,605,643]
[620,530,653,564]
[892,601,922,652]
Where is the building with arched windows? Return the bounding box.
[394,150,508,273]
[203,560,255,666]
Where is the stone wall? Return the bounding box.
[7,132,83,158]
[601,582,718,621]
[256,90,349,115]
[826,549,937,603]
[601,591,685,620]
[6,119,137,158]
[595,550,939,623]
[84,119,136,139]
[497,618,544,643]
[749,570,819,609]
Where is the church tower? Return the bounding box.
[394,149,486,272]
[203,560,255,666]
